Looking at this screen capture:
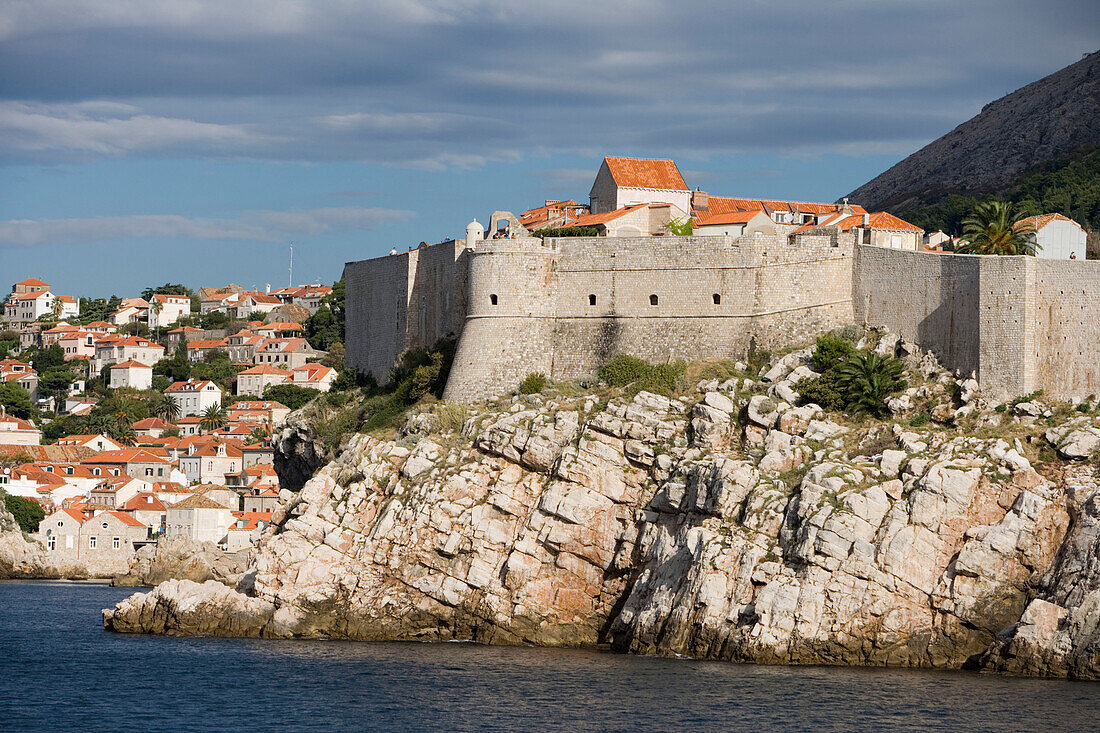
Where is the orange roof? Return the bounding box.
[132,417,172,430]
[693,210,764,227]
[12,291,50,300]
[603,157,688,191]
[238,364,290,376]
[82,448,169,465]
[59,507,88,524]
[166,379,220,393]
[0,414,37,431]
[186,339,226,349]
[703,196,868,217]
[16,278,49,287]
[111,359,151,369]
[120,493,166,511]
[168,326,203,333]
[1016,213,1080,232]
[152,293,189,303]
[108,510,147,527]
[569,203,650,228]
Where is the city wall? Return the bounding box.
[443,234,855,401]
[855,246,1100,401]
[345,235,1100,404]
[343,240,467,382]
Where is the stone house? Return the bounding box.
[225,511,271,552]
[56,433,123,452]
[119,492,167,534]
[236,364,291,396]
[109,360,153,390]
[569,202,690,237]
[587,157,691,215]
[165,494,235,545]
[291,363,336,392]
[90,336,164,374]
[131,418,173,439]
[37,507,87,562]
[88,475,147,509]
[83,448,175,482]
[242,486,279,513]
[693,209,776,237]
[178,442,243,484]
[252,338,325,370]
[223,331,266,363]
[37,508,146,572]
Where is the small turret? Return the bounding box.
[466,219,484,247]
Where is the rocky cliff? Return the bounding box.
[104,339,1100,679]
[847,51,1100,210]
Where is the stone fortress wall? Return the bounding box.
[345,232,1100,404]
[854,247,1100,401]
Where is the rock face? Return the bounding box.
[0,501,53,579]
[112,536,252,588]
[272,413,329,492]
[105,378,1100,678]
[846,51,1100,209]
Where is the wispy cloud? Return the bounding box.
[0,206,415,248]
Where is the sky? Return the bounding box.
[1,1,1097,298]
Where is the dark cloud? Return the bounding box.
[1,1,1097,166]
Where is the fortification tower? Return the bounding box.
[443,236,557,402]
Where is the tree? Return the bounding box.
[667,217,693,236]
[151,393,181,422]
[4,493,45,533]
[956,201,1038,255]
[304,305,340,351]
[263,384,320,411]
[149,297,163,339]
[199,403,228,431]
[37,369,77,411]
[31,344,65,373]
[141,283,193,301]
[0,382,35,419]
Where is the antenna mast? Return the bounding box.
[289,243,294,287]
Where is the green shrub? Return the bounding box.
[263,384,321,411]
[4,493,45,533]
[796,372,844,410]
[597,355,685,396]
[812,334,856,372]
[909,412,930,427]
[519,372,547,395]
[599,354,651,386]
[834,352,908,416]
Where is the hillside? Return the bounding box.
[847,51,1100,214]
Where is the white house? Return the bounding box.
[165,379,224,418]
[253,338,325,370]
[568,202,690,237]
[1018,213,1088,260]
[91,336,164,374]
[178,442,243,484]
[148,294,191,329]
[165,494,235,545]
[291,363,336,392]
[588,157,692,215]
[110,297,149,326]
[109,360,153,390]
[56,433,123,452]
[0,413,41,445]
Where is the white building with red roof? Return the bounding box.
[588,157,692,215]
[165,379,224,417]
[57,433,123,452]
[166,494,235,545]
[91,335,164,373]
[0,411,40,446]
[253,337,325,370]
[291,363,336,392]
[1016,213,1087,260]
[119,492,168,533]
[148,293,192,329]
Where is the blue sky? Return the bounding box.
[1,1,1097,298]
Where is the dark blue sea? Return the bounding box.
[2,580,1097,732]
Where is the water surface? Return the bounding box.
[2,581,1096,731]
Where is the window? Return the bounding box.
[713,294,721,305]
[588,294,596,306]
[649,294,658,306]
[145,468,153,476]
[490,294,498,306]
[47,537,55,551]
[112,537,120,550]
[102,522,108,529]
[89,536,97,549]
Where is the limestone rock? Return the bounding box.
[1046,419,1100,459]
[112,536,252,588]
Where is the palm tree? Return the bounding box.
[834,352,907,417]
[199,403,228,431]
[152,393,181,422]
[956,201,1038,256]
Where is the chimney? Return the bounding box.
[691,188,708,212]
[861,213,870,227]
[265,283,270,294]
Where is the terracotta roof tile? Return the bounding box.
[603,157,688,190]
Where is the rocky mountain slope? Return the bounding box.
[847,51,1100,211]
[104,332,1100,678]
